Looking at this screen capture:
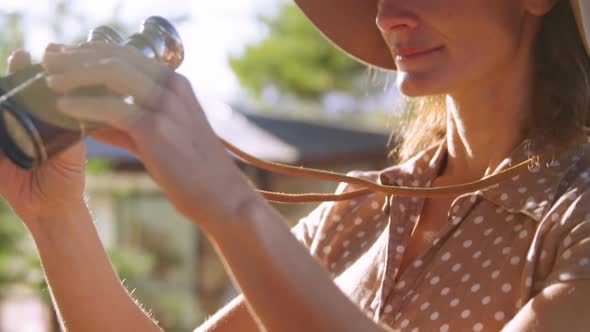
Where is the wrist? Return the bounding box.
[181,165,264,235]
[25,198,90,235]
[205,190,272,241]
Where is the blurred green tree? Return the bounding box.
[229,3,367,101]
[0,12,25,74]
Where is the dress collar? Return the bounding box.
[378,137,588,221]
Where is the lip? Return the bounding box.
[394,46,444,62]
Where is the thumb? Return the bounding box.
[6,49,32,74]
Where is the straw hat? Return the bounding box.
[295,0,590,70]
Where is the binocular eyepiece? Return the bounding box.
[0,16,184,169]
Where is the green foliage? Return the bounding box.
[0,199,44,297]
[130,284,197,332]
[108,247,155,279]
[86,158,114,175]
[229,4,365,100]
[0,13,25,75]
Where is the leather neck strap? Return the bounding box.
[220,137,579,204]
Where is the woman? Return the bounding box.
[1,0,590,331]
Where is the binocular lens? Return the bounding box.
[0,104,41,169]
[3,111,36,158]
[0,16,183,169]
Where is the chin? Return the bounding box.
[395,70,449,97]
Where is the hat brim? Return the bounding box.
[294,0,395,70]
[295,0,590,71]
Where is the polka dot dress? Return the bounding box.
[291,138,590,331]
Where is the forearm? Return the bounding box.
[206,196,390,332]
[26,200,161,332]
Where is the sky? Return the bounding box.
[0,0,284,103]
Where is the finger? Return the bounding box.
[43,42,173,84]
[43,49,100,73]
[7,49,32,74]
[46,57,162,106]
[56,96,144,131]
[64,44,196,113]
[42,43,186,110]
[37,43,66,72]
[161,73,200,109]
[79,42,173,79]
[46,58,186,115]
[45,43,66,53]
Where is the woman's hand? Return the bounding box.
[43,42,257,232]
[0,46,87,225]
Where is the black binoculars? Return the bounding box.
[0,16,184,169]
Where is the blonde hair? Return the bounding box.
[390,0,590,163]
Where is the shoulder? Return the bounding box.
[533,143,590,285]
[539,166,590,254]
[546,142,590,220]
[292,169,390,271]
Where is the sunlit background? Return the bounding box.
[2,0,279,101]
[0,0,405,331]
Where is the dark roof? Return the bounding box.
[86,107,392,166]
[237,110,391,164]
[85,138,137,163]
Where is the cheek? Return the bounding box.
[396,45,514,97]
[396,20,521,96]
[392,0,524,96]
[448,3,525,85]
[447,24,521,87]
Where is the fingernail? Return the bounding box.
[8,49,31,61]
[16,49,31,58]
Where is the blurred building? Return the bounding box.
[84,106,392,330]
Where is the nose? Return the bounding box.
[376,2,419,35]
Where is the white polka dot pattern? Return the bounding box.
[290,139,590,332]
[461,309,471,319]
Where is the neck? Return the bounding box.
[442,54,535,183]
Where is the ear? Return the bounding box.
[525,0,559,16]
